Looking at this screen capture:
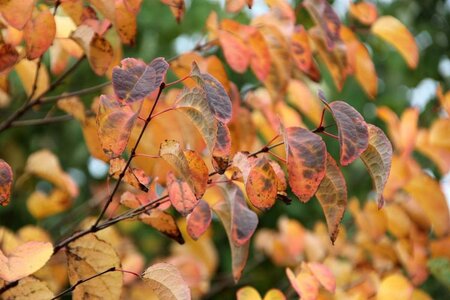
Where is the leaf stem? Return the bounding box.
[164,73,191,88]
[50,267,116,300]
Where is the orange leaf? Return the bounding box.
[320,92,369,165]
[0,241,53,282]
[284,127,326,202]
[404,173,450,237]
[286,79,323,126]
[246,157,278,210]
[184,150,208,198]
[0,159,13,206]
[0,44,19,74]
[237,286,262,300]
[160,0,185,23]
[226,0,249,13]
[97,94,137,157]
[167,172,198,216]
[377,274,413,300]
[304,0,341,50]
[109,157,150,191]
[291,25,312,74]
[140,210,185,244]
[219,28,251,74]
[248,28,271,81]
[349,1,378,25]
[316,153,347,243]
[187,199,212,240]
[112,57,169,103]
[0,0,35,30]
[24,10,56,60]
[115,0,137,45]
[371,16,419,69]
[307,262,336,293]
[286,268,319,300]
[360,124,393,208]
[142,262,191,299]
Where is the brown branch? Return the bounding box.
[11,114,74,127]
[0,56,86,133]
[50,267,116,300]
[40,81,111,103]
[91,82,167,229]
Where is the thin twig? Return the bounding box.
[11,114,74,127]
[41,81,111,103]
[50,267,116,300]
[91,83,166,228]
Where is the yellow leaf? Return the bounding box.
[14,59,49,100]
[371,16,418,69]
[67,233,123,300]
[377,274,413,300]
[237,286,262,300]
[0,241,53,282]
[26,189,72,219]
[0,277,54,300]
[142,262,191,300]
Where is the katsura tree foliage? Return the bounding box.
[0,0,449,299]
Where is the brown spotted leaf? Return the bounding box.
[246,157,278,210]
[140,210,185,244]
[212,121,232,173]
[1,277,54,300]
[283,127,326,202]
[291,25,313,74]
[360,124,393,208]
[67,234,123,300]
[315,153,347,243]
[191,62,232,124]
[230,185,258,246]
[175,87,217,153]
[112,57,169,103]
[0,44,19,74]
[304,0,341,50]
[184,150,208,198]
[0,159,13,206]
[24,10,56,60]
[186,199,212,240]
[167,172,198,216]
[319,92,369,166]
[97,94,137,157]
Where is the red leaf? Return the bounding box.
[112,57,169,103]
[0,44,19,74]
[283,127,326,202]
[0,160,13,206]
[319,91,369,165]
[187,199,212,240]
[167,172,198,216]
[219,29,250,73]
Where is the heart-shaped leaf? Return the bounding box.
[142,262,190,300]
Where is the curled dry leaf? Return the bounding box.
[112,57,169,103]
[246,157,278,210]
[142,262,191,300]
[175,87,217,153]
[167,172,198,216]
[97,94,138,157]
[319,92,369,166]
[67,233,123,300]
[71,24,114,75]
[360,124,393,208]
[187,199,212,240]
[139,210,185,244]
[0,0,34,30]
[0,159,13,206]
[24,10,56,60]
[315,153,347,243]
[0,277,54,300]
[191,62,232,124]
[160,0,185,23]
[0,241,53,282]
[371,16,418,69]
[283,126,326,202]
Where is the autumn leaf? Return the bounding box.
[212,121,232,173]
[142,262,191,300]
[187,199,212,240]
[283,126,326,202]
[237,286,262,300]
[286,268,319,300]
[0,277,54,299]
[246,157,278,210]
[371,16,419,69]
[167,172,199,216]
[0,44,19,74]
[247,27,271,81]
[112,57,169,103]
[319,92,369,165]
[307,262,336,293]
[27,189,73,219]
[191,62,232,124]
[115,0,137,45]
[0,0,35,29]
[0,241,53,282]
[349,1,378,25]
[109,157,151,191]
[24,10,56,60]
[184,150,208,198]
[0,159,13,206]
[315,153,347,243]
[290,25,313,74]
[219,20,251,73]
[15,59,49,100]
[286,79,323,126]
[67,233,123,300]
[71,24,114,75]
[139,210,185,244]
[160,0,185,23]
[304,0,341,50]
[360,124,393,208]
[175,87,217,153]
[377,274,413,300]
